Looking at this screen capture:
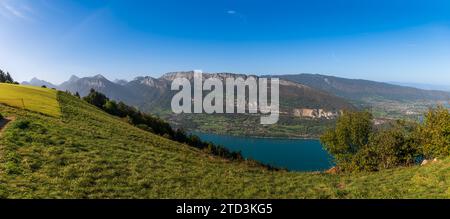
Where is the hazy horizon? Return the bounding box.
[1,0,450,85]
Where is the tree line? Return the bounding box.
[0,69,18,84]
[321,106,450,172]
[80,89,281,171]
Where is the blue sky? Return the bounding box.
[1,0,450,85]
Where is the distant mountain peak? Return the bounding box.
[22,77,57,88]
[68,75,80,82]
[160,71,195,80]
[29,77,45,84]
[93,74,107,80]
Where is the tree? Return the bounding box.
[321,110,424,172]
[6,72,13,83]
[360,121,420,171]
[75,92,80,98]
[83,89,109,108]
[173,128,188,142]
[0,69,15,83]
[321,106,450,172]
[418,106,450,158]
[320,111,373,171]
[103,100,119,115]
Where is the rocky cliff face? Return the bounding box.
[161,71,256,81]
[293,108,341,119]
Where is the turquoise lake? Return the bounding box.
[193,132,334,171]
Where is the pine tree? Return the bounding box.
[0,69,6,82]
[0,69,15,83]
[6,72,13,83]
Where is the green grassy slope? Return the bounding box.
[0,83,60,117]
[0,90,449,198]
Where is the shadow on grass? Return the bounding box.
[0,117,15,134]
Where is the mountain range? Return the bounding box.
[273,74,450,102]
[22,71,450,108]
[23,71,358,114]
[22,71,450,137]
[22,77,58,89]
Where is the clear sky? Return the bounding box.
[1,0,450,85]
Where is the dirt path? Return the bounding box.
[0,117,15,136]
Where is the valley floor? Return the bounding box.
[0,89,449,198]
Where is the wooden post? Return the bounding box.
[21,98,25,109]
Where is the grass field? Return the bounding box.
[0,89,449,198]
[0,83,61,117]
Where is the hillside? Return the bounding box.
[0,84,449,198]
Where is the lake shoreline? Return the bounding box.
[190,130,321,140]
[192,131,333,172]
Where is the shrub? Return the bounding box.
[354,122,420,171]
[418,106,450,158]
[0,112,3,120]
[103,100,119,115]
[320,111,373,171]
[83,88,108,108]
[321,111,421,172]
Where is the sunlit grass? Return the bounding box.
[0,83,60,117]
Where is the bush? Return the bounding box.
[352,122,420,171]
[0,112,3,120]
[103,100,119,115]
[320,111,373,171]
[418,106,450,158]
[83,88,108,108]
[321,111,421,172]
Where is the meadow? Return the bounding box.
[0,83,60,117]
